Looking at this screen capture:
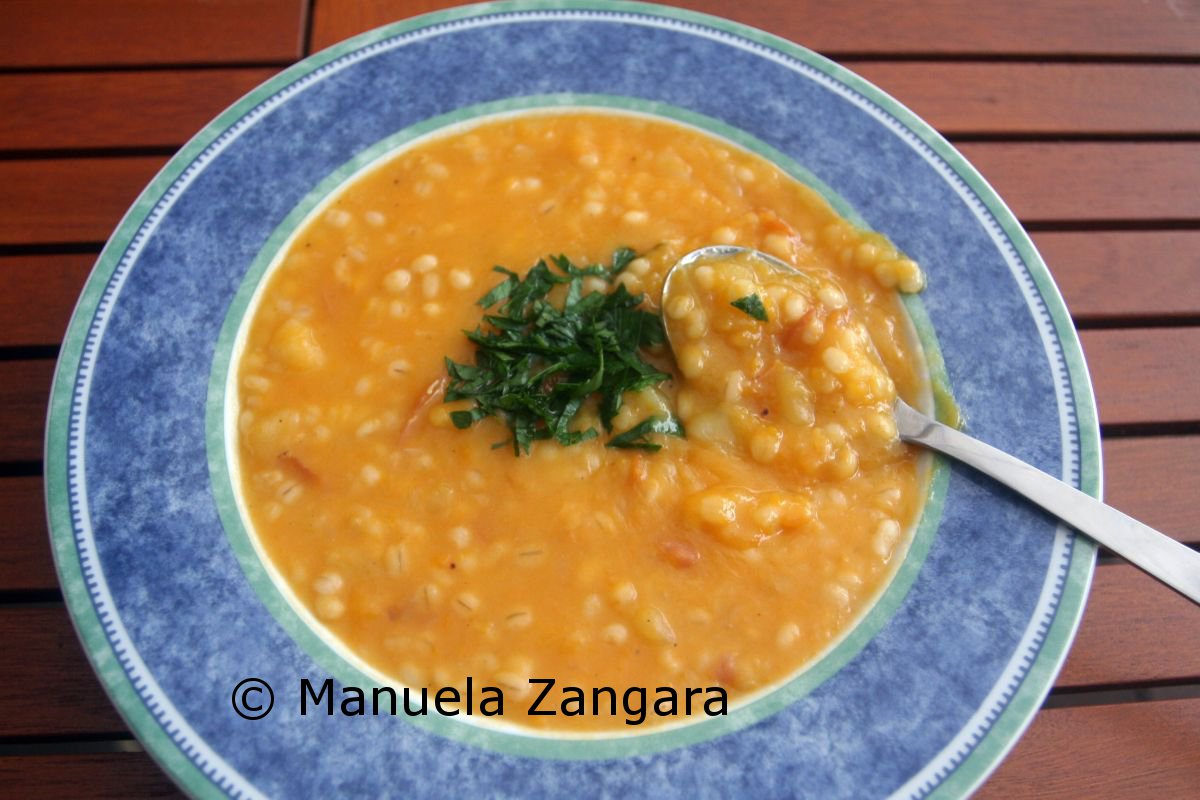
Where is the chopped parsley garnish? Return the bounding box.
[605,415,685,451]
[444,249,685,455]
[731,293,768,321]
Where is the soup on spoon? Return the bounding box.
[661,245,926,551]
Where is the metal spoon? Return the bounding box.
[662,246,1200,605]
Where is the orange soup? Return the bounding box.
[235,112,928,730]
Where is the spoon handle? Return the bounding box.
[894,400,1200,605]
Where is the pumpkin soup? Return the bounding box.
[235,111,928,731]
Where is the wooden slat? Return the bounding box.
[4,143,1198,246]
[1059,564,1200,688]
[1082,328,1200,427]
[0,255,94,347]
[0,477,56,592]
[0,752,179,799]
[1103,436,1200,544]
[0,156,166,245]
[978,698,1200,798]
[959,142,1200,223]
[0,360,55,463]
[310,0,1200,57]
[0,70,276,152]
[0,607,126,737]
[3,65,1196,157]
[0,0,304,68]
[1036,231,1200,321]
[850,63,1200,136]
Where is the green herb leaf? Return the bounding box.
[449,409,481,429]
[605,415,686,451]
[443,250,681,455]
[477,267,519,307]
[731,293,768,321]
[609,247,637,278]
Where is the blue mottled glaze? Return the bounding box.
[67,7,1086,799]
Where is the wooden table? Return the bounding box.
[1,1,1197,796]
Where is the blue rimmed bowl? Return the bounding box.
[45,2,1099,797]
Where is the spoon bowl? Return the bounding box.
[661,244,816,356]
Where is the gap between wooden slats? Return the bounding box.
[2,64,1198,155]
[307,0,1200,57]
[0,0,305,69]
[2,144,1199,246]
